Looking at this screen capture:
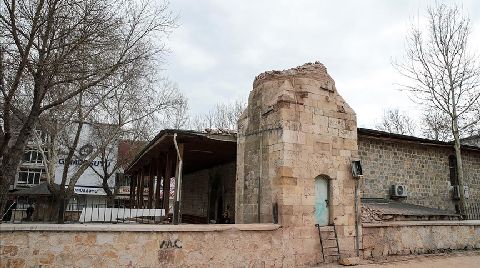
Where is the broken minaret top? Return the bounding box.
[253,61,336,92]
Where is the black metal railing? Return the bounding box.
[1,197,165,224]
[464,203,480,220]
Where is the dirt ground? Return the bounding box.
[316,250,480,268]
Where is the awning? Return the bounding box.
[73,186,107,195]
[12,183,110,196]
[12,183,60,196]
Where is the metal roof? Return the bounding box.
[12,183,60,196]
[358,128,480,152]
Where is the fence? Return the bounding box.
[2,197,166,224]
[465,203,480,220]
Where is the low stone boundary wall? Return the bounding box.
[362,221,480,258]
[0,224,283,267]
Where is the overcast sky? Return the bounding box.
[162,0,480,128]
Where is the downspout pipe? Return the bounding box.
[173,133,183,225]
[354,178,360,257]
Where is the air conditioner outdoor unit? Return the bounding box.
[390,184,407,198]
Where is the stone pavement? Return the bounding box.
[358,255,480,268]
[315,251,480,268]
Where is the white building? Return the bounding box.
[13,123,118,206]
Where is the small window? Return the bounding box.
[22,149,44,164]
[117,173,131,187]
[17,168,45,185]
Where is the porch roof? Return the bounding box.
[125,129,237,174]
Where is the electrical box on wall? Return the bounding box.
[390,184,407,198]
[351,160,363,179]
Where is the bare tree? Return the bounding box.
[395,3,480,214]
[36,59,185,221]
[0,0,176,215]
[191,100,246,131]
[87,75,186,205]
[420,109,451,141]
[157,81,190,130]
[375,108,417,136]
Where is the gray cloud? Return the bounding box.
[163,0,480,128]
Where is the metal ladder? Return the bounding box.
[315,224,341,263]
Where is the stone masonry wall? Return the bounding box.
[362,222,480,259]
[0,225,284,268]
[359,136,480,211]
[463,151,480,208]
[236,62,360,265]
[181,162,236,221]
[181,170,209,218]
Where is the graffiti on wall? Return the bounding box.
[160,239,182,249]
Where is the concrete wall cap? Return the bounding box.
[0,223,282,232]
[363,220,480,228]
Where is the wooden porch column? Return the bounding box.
[147,162,155,209]
[136,173,142,208]
[155,157,165,209]
[162,152,174,215]
[139,168,145,208]
[134,172,137,208]
[130,172,136,208]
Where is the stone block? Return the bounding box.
[1,245,18,256]
[299,111,313,124]
[339,256,360,266]
[314,142,331,152]
[297,132,306,144]
[273,176,298,186]
[292,205,303,216]
[328,118,345,129]
[280,205,293,215]
[276,166,293,177]
[39,253,55,265]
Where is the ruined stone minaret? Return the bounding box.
[236,62,359,263]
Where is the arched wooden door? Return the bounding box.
[314,176,329,226]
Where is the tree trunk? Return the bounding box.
[0,110,40,218]
[450,85,466,217]
[102,179,115,207]
[56,194,73,224]
[0,182,11,221]
[452,121,466,216]
[57,198,66,224]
